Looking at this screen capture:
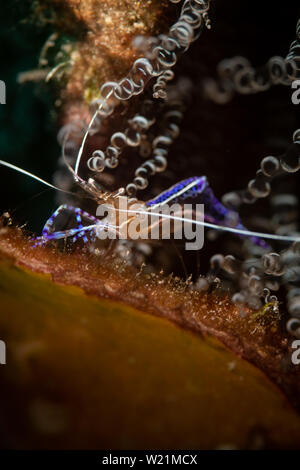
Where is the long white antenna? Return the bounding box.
[74,90,113,175]
[0,160,73,195]
[119,207,300,244]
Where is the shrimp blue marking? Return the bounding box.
[34,178,270,249]
[35,205,104,246]
[146,177,208,207]
[0,159,293,249]
[146,177,269,249]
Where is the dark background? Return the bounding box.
[0,0,59,231]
